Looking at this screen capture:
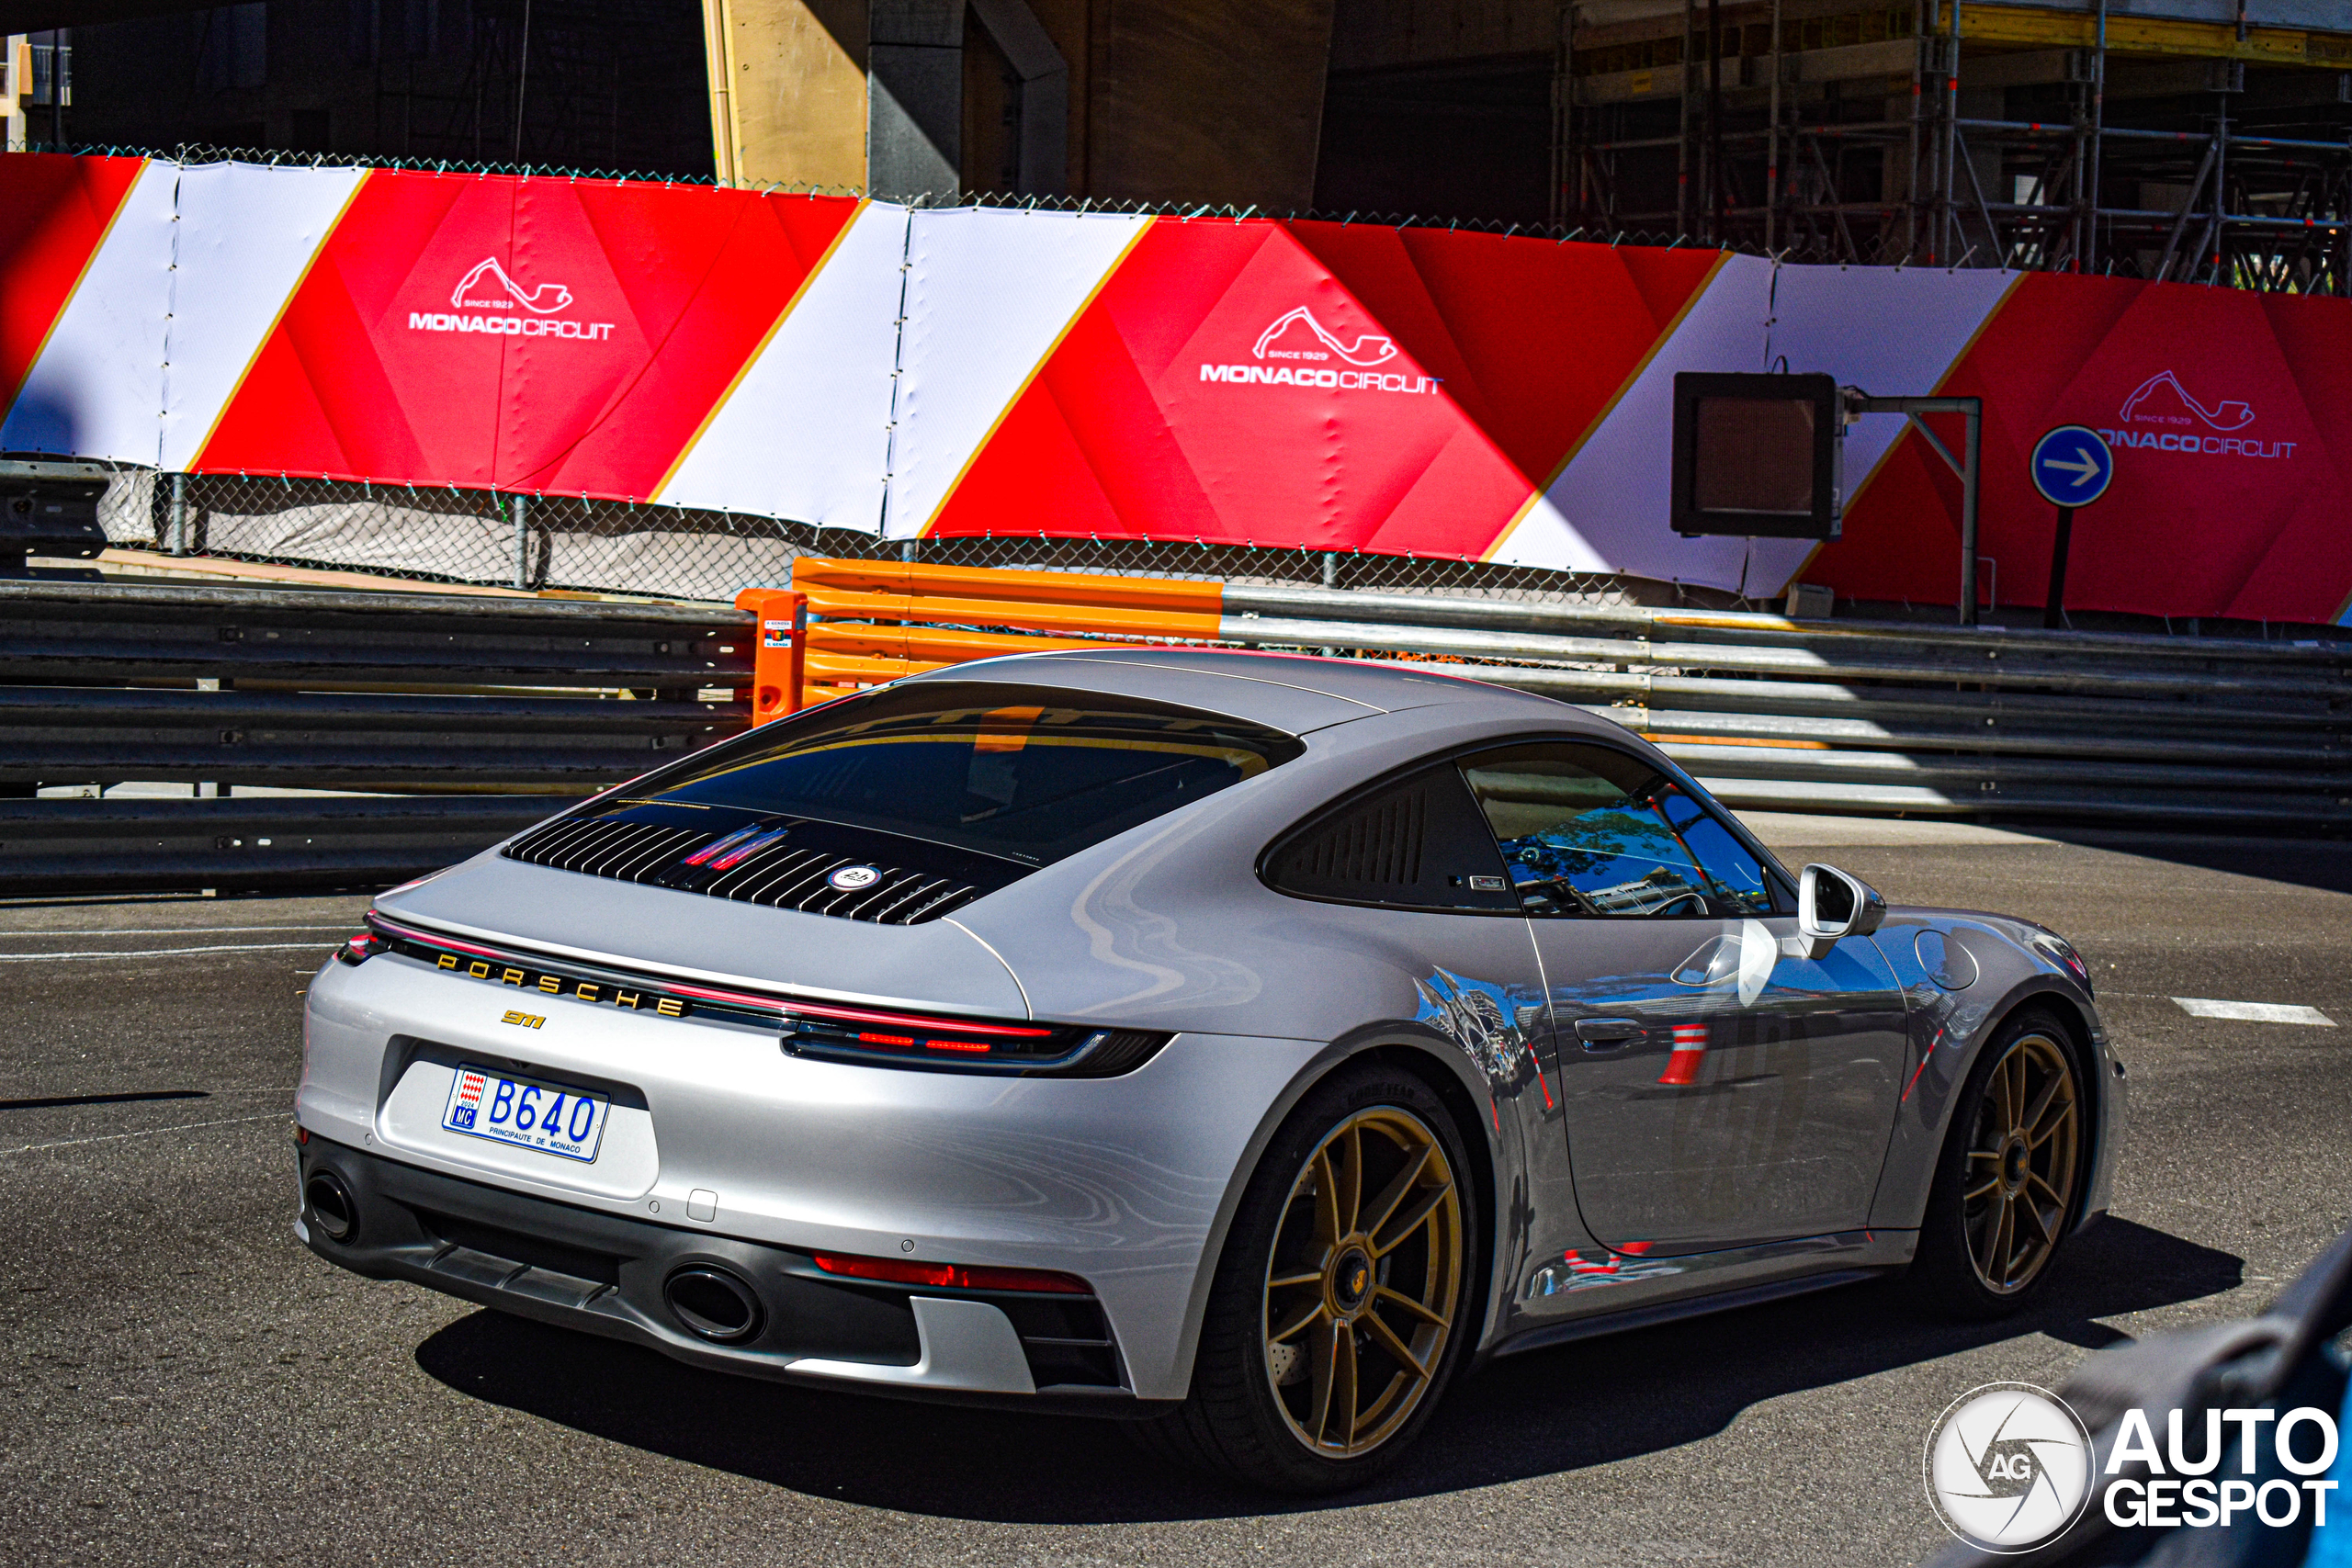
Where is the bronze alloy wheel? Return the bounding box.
[1962,1030,2081,1294]
[1261,1106,1464,1459]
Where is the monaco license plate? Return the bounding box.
[441,1064,608,1163]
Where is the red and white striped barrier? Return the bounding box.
[5,152,2348,624]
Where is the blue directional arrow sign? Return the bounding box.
[2030,424,2114,508]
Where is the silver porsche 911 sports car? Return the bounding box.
[296,648,2123,1491]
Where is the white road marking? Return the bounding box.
[0,1112,288,1156]
[2172,998,2336,1026]
[0,924,356,937]
[0,942,335,962]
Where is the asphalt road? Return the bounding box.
[3,824,2348,1567]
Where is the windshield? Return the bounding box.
[631,681,1305,865]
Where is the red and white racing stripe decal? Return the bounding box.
[1657,1022,1709,1087]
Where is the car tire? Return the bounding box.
[1133,1059,1479,1494]
[1906,1008,2088,1319]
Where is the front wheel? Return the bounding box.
[1907,1009,2086,1317]
[1135,1062,1477,1493]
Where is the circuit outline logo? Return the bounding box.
[1252,307,1398,367]
[2120,370,2254,431]
[1923,1382,2096,1553]
[451,257,575,314]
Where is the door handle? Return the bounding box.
[1573,1017,1645,1050]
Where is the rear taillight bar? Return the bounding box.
[811,1250,1091,1295]
[357,910,1169,1077]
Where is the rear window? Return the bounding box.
[633,682,1304,866]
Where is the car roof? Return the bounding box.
[901,645,1594,735]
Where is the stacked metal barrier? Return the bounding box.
[0,579,751,895]
[1210,586,2352,829]
[771,559,2352,832]
[3,564,2343,899]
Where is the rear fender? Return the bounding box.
[1161,1022,1529,1401]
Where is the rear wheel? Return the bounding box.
[1908,1010,2086,1317]
[1136,1062,1476,1492]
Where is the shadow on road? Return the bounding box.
[2008,832,2352,899]
[413,1216,2240,1523]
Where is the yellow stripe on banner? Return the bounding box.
[1780,269,2028,592]
[1480,248,1735,564]
[187,168,371,471]
[0,157,147,426]
[650,197,872,503]
[1479,488,1553,567]
[913,215,1159,539]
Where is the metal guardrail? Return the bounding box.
[0,795,566,897]
[0,580,752,688]
[1220,584,2352,671]
[6,564,2346,900]
[1,580,753,895]
[1208,582,2349,829]
[764,558,2349,830]
[1220,608,2352,703]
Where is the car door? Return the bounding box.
[1456,740,1908,1255]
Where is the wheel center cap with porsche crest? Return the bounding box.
[1331,1247,1374,1314]
[828,864,881,891]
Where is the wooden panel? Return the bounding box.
[710,0,870,190]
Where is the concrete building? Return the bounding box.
[13,0,2352,286]
[6,29,70,149]
[53,0,714,176]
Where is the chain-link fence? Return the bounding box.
[83,467,1723,609]
[35,142,2348,287]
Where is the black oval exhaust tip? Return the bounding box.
[305,1171,358,1244]
[663,1265,764,1344]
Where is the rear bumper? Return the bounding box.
[298,950,1328,1400]
[298,1136,1177,1417]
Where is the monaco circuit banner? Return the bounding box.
[4,152,2350,625]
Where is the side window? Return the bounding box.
[1262,762,1521,913]
[1459,742,1778,919]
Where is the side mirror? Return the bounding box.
[1797,863,1886,959]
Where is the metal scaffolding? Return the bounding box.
[1554,0,2352,291]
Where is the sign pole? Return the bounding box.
[1840,392,1984,627]
[1961,400,1982,628]
[2041,505,2075,629]
[2027,425,2114,634]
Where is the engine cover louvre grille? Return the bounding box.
[501,810,991,925]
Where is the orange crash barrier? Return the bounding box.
[736,559,1227,721]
